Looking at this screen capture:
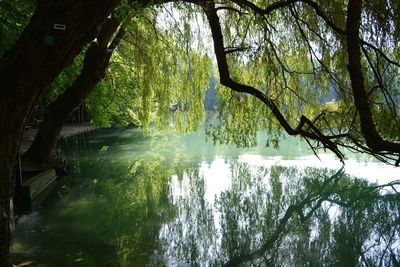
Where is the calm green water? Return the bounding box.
[12,128,400,266]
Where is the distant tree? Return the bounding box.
[204,70,219,111]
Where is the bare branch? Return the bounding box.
[230,0,346,35]
[224,46,252,54]
[361,41,400,68]
[215,5,249,15]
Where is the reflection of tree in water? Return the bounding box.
[159,167,219,265]
[161,163,400,266]
[13,154,177,267]
[90,155,177,266]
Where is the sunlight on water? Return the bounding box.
[170,160,233,205]
[237,153,399,185]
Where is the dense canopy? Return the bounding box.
[3,0,400,163]
[197,0,400,165]
[6,0,400,163]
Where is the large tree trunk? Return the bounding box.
[0,1,119,265]
[346,0,400,153]
[23,18,124,166]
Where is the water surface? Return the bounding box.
[12,128,400,266]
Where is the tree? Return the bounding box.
[22,5,213,167]
[22,15,125,166]
[84,8,212,132]
[204,70,219,111]
[0,1,120,265]
[0,6,211,263]
[0,0,35,56]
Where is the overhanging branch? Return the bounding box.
[201,0,345,161]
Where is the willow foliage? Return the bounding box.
[86,7,212,133]
[21,0,400,161]
[0,0,35,56]
[196,0,400,162]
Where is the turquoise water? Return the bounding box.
[12,128,400,266]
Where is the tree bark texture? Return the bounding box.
[23,18,124,165]
[0,1,119,265]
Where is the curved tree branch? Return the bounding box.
[200,0,345,161]
[199,0,400,165]
[230,0,346,35]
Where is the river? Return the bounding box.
[12,127,400,266]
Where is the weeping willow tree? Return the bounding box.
[184,0,400,165]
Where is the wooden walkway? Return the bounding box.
[20,122,96,154]
[15,123,96,211]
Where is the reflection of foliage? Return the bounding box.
[328,181,400,267]
[87,155,177,266]
[14,154,177,266]
[161,163,400,266]
[17,128,400,266]
[160,168,218,265]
